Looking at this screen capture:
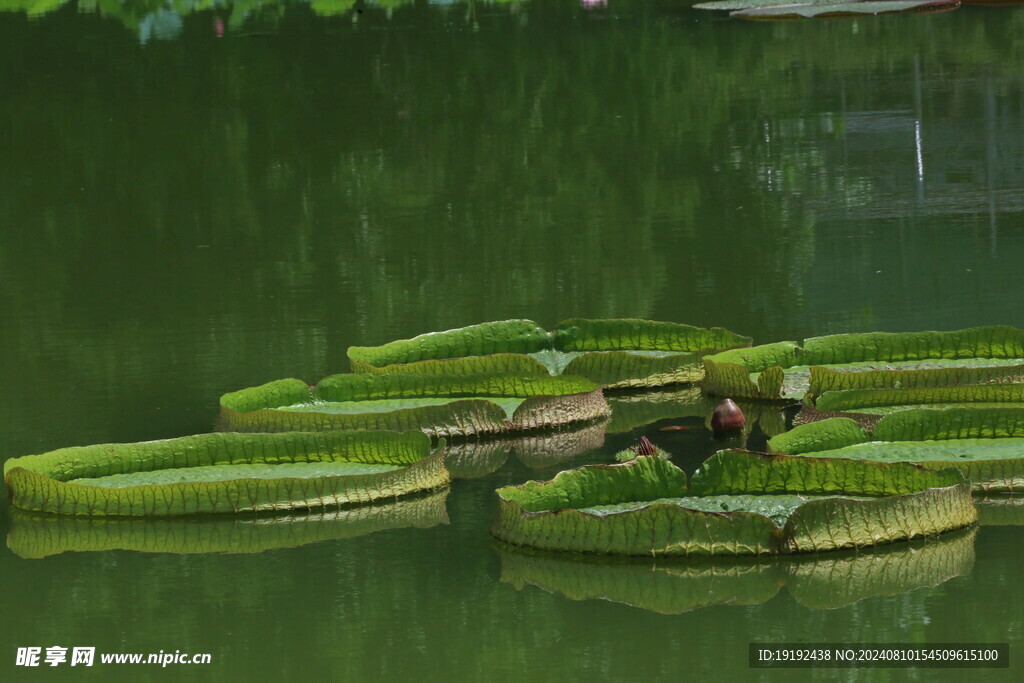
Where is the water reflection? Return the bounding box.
[441,420,607,478]
[6,489,449,558]
[606,387,788,438]
[974,495,1024,526]
[1,0,541,38]
[498,527,977,615]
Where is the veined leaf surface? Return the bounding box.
[219,373,610,438]
[768,408,1024,491]
[4,431,450,516]
[348,318,751,388]
[491,451,974,556]
[702,326,1024,400]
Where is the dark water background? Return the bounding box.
[2,1,1024,680]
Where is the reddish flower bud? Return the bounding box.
[711,399,746,434]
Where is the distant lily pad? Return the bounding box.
[768,407,1024,492]
[702,327,1024,401]
[219,373,610,439]
[347,318,751,389]
[694,0,838,8]
[730,0,960,18]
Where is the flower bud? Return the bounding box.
[711,398,746,434]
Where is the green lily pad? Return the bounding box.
[579,494,854,525]
[491,450,974,556]
[702,326,1024,401]
[498,526,974,614]
[811,385,1024,420]
[694,0,838,8]
[730,0,960,18]
[282,397,528,419]
[219,373,610,439]
[347,318,751,389]
[70,461,403,488]
[3,431,450,517]
[6,488,450,558]
[768,408,1024,492]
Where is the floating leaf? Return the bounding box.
[732,1,961,20]
[348,318,751,389]
[4,431,450,516]
[814,385,1024,414]
[768,408,1024,492]
[491,451,973,556]
[694,0,839,8]
[703,326,1024,401]
[219,373,610,438]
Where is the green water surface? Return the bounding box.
[3,1,1024,681]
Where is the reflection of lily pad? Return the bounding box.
[605,387,713,433]
[4,431,449,516]
[731,0,960,19]
[491,451,975,556]
[703,327,1024,401]
[973,496,1024,526]
[786,527,975,608]
[768,408,1024,492]
[498,527,974,614]
[440,421,608,478]
[7,489,450,559]
[498,546,782,614]
[441,440,513,479]
[605,387,787,437]
[219,373,609,438]
[348,319,751,388]
[512,421,607,469]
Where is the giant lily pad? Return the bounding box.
[498,526,974,614]
[219,373,610,438]
[3,431,450,516]
[694,0,839,8]
[767,407,1024,492]
[6,488,449,558]
[490,450,974,556]
[810,385,1024,417]
[702,326,1024,401]
[347,319,752,389]
[730,0,960,19]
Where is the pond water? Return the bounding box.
[3,1,1024,680]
